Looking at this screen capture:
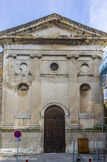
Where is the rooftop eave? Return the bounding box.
[0,13,107,37]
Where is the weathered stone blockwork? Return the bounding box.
[0,14,107,154]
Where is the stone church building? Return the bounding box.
[0,14,107,154]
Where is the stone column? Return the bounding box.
[68,55,80,129]
[93,55,103,127]
[2,47,15,127]
[30,55,41,128]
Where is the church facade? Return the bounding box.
[0,14,107,154]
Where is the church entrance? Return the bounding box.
[44,106,65,153]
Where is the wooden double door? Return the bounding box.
[44,106,65,153]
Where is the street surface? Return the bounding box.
[0,153,106,162]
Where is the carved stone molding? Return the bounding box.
[92,55,102,60]
[67,54,79,59]
[14,74,32,83]
[6,54,30,59]
[30,54,42,59]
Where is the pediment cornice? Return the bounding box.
[0,13,107,38]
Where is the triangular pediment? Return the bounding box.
[0,13,107,38]
[29,26,81,38]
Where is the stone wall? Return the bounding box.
[0,129,106,155]
[0,43,105,154]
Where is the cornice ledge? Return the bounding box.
[30,54,42,59]
[1,35,107,40]
[92,55,102,60]
[67,54,79,59]
[6,54,17,58]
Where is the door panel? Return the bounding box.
[78,138,89,153]
[44,106,65,153]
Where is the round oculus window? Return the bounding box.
[19,63,28,72]
[50,63,59,71]
[81,63,89,73]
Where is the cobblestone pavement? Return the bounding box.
[0,153,106,162]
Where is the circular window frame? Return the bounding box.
[19,62,28,72]
[49,62,60,72]
[81,63,90,73]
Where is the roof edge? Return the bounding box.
[0,13,107,36]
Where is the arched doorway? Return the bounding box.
[44,105,65,153]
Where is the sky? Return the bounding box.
[0,0,107,52]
